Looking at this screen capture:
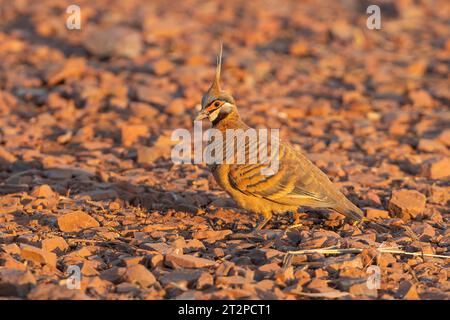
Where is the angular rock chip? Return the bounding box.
[0,268,36,297]
[41,236,69,253]
[165,254,215,269]
[20,244,57,268]
[388,189,426,220]
[57,211,100,232]
[192,230,232,241]
[124,264,157,288]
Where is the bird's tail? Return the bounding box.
[334,200,393,232]
[333,199,364,222]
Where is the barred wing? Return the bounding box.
[228,141,337,207]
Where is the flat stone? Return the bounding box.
[365,207,390,219]
[165,253,215,269]
[20,244,57,268]
[0,268,36,297]
[422,157,450,179]
[395,281,420,300]
[41,236,69,253]
[31,184,56,198]
[196,272,214,290]
[27,283,90,300]
[57,211,100,232]
[216,275,249,286]
[159,269,202,287]
[124,264,157,288]
[192,230,232,241]
[121,124,148,147]
[348,282,378,298]
[388,189,426,220]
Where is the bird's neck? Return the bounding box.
[212,110,248,131]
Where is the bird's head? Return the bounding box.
[195,44,237,124]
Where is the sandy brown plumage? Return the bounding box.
[196,45,364,230]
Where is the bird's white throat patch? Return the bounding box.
[207,102,233,122]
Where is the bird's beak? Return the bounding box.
[195,110,208,121]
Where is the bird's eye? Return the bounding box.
[214,101,221,107]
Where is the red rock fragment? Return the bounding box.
[0,252,26,270]
[258,262,280,273]
[185,239,206,251]
[80,260,100,276]
[388,189,426,220]
[121,256,144,267]
[159,269,202,287]
[153,59,175,76]
[165,253,215,269]
[167,98,186,115]
[99,267,126,284]
[417,139,447,154]
[216,275,248,286]
[409,90,434,108]
[121,124,149,147]
[140,242,171,254]
[31,184,56,199]
[294,269,311,286]
[192,230,232,241]
[0,196,20,214]
[130,102,159,119]
[421,157,450,179]
[395,281,420,300]
[427,185,449,205]
[365,207,390,219]
[411,223,435,239]
[57,211,100,232]
[290,42,310,57]
[41,236,69,253]
[328,256,363,272]
[0,147,16,167]
[0,268,36,297]
[124,264,157,288]
[438,130,450,147]
[305,278,338,294]
[20,244,57,268]
[149,253,164,268]
[46,58,86,85]
[348,282,378,298]
[27,283,90,300]
[196,272,214,290]
[137,146,170,164]
[275,266,295,284]
[171,238,186,253]
[116,282,141,295]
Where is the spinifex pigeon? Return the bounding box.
[195,45,366,230]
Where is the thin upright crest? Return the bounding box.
[215,41,223,87]
[201,41,234,108]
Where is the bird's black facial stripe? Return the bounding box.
[205,100,222,113]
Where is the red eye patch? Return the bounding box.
[206,104,219,112]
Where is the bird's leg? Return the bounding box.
[352,220,362,227]
[288,211,303,229]
[254,212,273,231]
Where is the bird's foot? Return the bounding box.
[250,213,273,233]
[352,220,362,227]
[287,223,303,229]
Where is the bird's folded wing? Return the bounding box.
[228,142,336,206]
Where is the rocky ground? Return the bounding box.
[0,0,449,300]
